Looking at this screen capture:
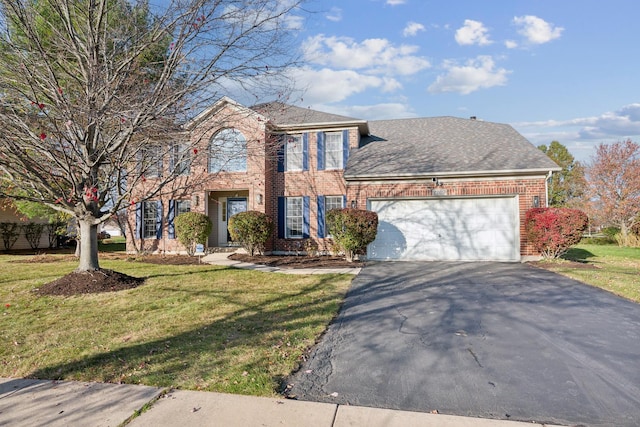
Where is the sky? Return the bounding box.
[280,0,640,163]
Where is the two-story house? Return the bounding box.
[126,97,560,261]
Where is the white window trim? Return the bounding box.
[324,195,344,238]
[324,132,343,170]
[285,134,303,171]
[142,202,158,239]
[285,196,304,239]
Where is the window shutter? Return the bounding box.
[276,135,285,172]
[343,195,347,209]
[169,144,175,173]
[155,200,163,239]
[303,196,310,238]
[277,197,285,239]
[167,200,176,239]
[135,203,142,239]
[342,129,349,168]
[317,195,325,238]
[302,133,309,171]
[317,132,325,171]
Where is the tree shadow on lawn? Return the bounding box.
[562,247,596,263]
[28,274,345,395]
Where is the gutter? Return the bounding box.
[344,167,562,181]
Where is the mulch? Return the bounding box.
[35,269,145,296]
[228,253,362,268]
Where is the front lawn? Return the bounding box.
[547,244,640,303]
[0,253,352,396]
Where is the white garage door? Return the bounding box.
[368,197,519,261]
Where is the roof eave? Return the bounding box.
[344,167,561,181]
[270,120,370,135]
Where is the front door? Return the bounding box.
[218,197,247,246]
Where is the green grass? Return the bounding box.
[0,253,352,396]
[552,244,640,303]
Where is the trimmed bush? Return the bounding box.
[174,212,212,256]
[22,223,45,249]
[228,211,273,256]
[525,208,589,259]
[0,222,20,250]
[326,208,378,262]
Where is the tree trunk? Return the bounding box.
[77,219,100,271]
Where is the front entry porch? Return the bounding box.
[207,190,249,248]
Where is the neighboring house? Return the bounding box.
[0,200,51,251]
[126,97,560,261]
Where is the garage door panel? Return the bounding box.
[368,198,519,261]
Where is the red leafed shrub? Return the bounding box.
[525,208,589,259]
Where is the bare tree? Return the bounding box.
[586,139,640,245]
[0,0,302,271]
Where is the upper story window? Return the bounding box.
[209,128,247,173]
[285,134,303,171]
[171,143,190,176]
[141,145,162,178]
[317,130,348,171]
[324,132,344,169]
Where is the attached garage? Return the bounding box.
[367,197,520,261]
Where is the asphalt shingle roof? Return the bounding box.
[251,102,363,127]
[345,116,560,178]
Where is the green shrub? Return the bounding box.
[174,212,212,256]
[326,208,378,262]
[228,211,273,256]
[580,236,616,245]
[0,222,20,250]
[601,226,621,238]
[22,223,45,249]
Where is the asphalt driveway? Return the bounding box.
[286,262,640,426]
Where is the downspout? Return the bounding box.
[545,170,553,207]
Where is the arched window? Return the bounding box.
[208,128,247,173]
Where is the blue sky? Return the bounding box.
[281,0,640,163]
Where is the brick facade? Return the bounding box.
[127,99,552,259]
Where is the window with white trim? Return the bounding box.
[209,128,247,173]
[172,143,190,175]
[285,134,303,171]
[286,197,303,239]
[142,145,162,178]
[324,196,343,237]
[176,200,191,216]
[142,201,158,239]
[325,132,343,169]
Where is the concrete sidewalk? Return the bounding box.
[201,252,362,275]
[0,378,563,427]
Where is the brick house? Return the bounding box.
[126,97,559,261]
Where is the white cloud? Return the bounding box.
[326,7,342,22]
[403,21,425,37]
[428,56,510,95]
[386,0,406,5]
[505,40,518,49]
[513,104,640,162]
[455,19,492,46]
[302,34,430,76]
[289,67,402,105]
[316,103,418,120]
[513,15,563,44]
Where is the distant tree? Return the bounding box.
[585,140,640,246]
[538,141,586,207]
[0,0,302,272]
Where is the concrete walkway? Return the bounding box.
[201,252,362,275]
[0,378,563,427]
